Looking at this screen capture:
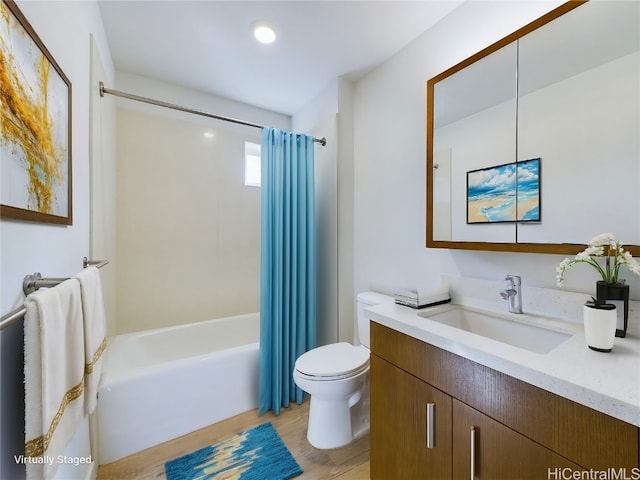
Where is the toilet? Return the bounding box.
[293,291,394,449]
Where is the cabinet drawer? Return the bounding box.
[371,321,639,469]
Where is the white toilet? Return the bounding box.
[293,291,394,449]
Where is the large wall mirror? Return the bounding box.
[427,1,640,255]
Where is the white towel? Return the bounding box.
[75,266,107,415]
[24,278,86,480]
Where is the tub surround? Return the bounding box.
[365,276,640,426]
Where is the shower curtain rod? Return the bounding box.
[99,82,327,146]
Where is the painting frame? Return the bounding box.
[516,157,541,223]
[466,158,540,224]
[0,0,72,225]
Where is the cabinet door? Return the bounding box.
[370,354,452,480]
[453,399,582,480]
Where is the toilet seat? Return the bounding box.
[295,343,369,381]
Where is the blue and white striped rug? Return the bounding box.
[164,422,303,480]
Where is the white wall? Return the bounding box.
[353,1,640,301]
[0,1,114,478]
[299,112,339,347]
[517,51,639,244]
[293,77,356,344]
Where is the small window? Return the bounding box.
[245,142,261,187]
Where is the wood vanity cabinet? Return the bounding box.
[370,322,640,480]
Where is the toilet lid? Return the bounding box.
[295,342,369,378]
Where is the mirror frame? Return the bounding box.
[426,0,639,256]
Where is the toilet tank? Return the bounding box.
[356,291,394,348]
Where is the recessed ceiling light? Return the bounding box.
[253,22,276,44]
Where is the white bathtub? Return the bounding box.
[97,313,260,464]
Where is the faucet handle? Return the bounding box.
[500,290,514,299]
[505,275,521,286]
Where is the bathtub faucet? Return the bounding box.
[500,275,522,314]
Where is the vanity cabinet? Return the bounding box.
[370,322,640,480]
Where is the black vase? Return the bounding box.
[596,281,629,338]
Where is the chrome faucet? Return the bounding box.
[500,275,522,313]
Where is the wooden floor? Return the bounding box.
[96,400,370,480]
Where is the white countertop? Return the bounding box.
[366,299,640,427]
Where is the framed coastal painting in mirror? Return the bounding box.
[466,158,540,224]
[0,0,72,225]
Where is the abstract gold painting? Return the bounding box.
[0,0,71,224]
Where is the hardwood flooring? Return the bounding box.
[96,400,370,480]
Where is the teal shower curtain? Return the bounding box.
[258,127,317,415]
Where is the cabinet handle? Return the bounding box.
[426,403,435,448]
[470,426,476,480]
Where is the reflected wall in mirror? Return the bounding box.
[433,41,518,244]
[427,1,640,255]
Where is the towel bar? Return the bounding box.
[0,257,109,331]
[83,257,109,269]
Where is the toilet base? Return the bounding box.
[306,383,370,449]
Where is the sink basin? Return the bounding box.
[418,306,573,354]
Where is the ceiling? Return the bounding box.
[98,1,462,116]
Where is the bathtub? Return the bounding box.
[97,313,259,464]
